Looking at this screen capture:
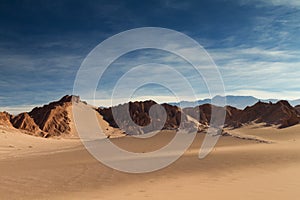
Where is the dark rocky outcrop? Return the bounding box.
[183,100,300,129]
[98,100,196,135]
[11,112,44,137]
[183,104,242,128]
[238,101,299,128]
[28,95,78,137]
[2,96,300,138]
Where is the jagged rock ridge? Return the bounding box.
[238,100,300,128]
[0,95,79,137]
[183,100,300,129]
[28,95,79,137]
[0,111,13,127]
[1,96,300,137]
[10,112,44,137]
[98,100,197,135]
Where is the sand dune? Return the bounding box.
[1,123,300,199]
[0,125,81,160]
[1,97,300,199]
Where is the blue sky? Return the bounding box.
[0,0,300,113]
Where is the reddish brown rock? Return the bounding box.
[184,100,299,129]
[183,104,242,128]
[98,100,194,135]
[0,111,13,127]
[2,96,299,138]
[11,112,44,136]
[239,101,299,128]
[28,95,78,137]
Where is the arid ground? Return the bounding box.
[1,123,300,200]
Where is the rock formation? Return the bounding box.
[98,100,197,135]
[0,111,13,127]
[28,95,78,137]
[183,100,300,129]
[1,96,300,138]
[238,100,300,128]
[11,112,44,137]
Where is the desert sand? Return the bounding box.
[1,121,300,200]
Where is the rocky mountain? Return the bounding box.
[183,100,300,129]
[98,100,198,135]
[0,111,13,127]
[237,101,299,128]
[27,95,79,137]
[183,104,242,128]
[0,95,80,137]
[10,112,44,136]
[1,95,300,138]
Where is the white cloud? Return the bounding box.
[210,47,300,61]
[261,0,300,7]
[204,46,300,100]
[238,0,300,8]
[0,105,38,115]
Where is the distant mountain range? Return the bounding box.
[1,95,300,138]
[169,95,300,109]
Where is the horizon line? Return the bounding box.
[1,94,300,115]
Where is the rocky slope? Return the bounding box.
[183,104,242,128]
[98,100,198,135]
[1,96,300,138]
[28,95,79,137]
[0,111,13,127]
[183,100,300,129]
[236,100,299,128]
[10,112,44,136]
[0,95,80,137]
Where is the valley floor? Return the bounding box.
[1,125,300,200]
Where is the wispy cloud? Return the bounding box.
[1,0,300,109]
[238,0,300,8]
[0,47,84,107]
[0,105,38,115]
[208,46,300,99]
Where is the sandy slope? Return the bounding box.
[1,123,300,199]
[0,125,82,160]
